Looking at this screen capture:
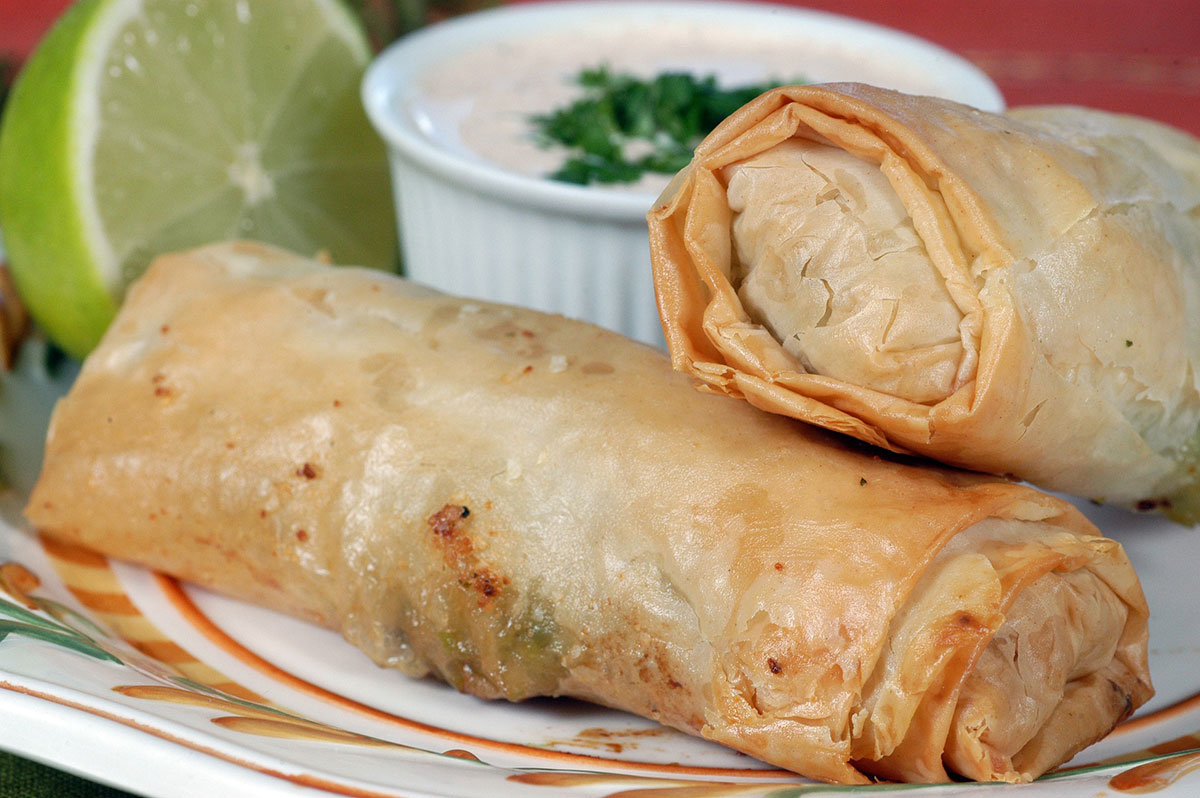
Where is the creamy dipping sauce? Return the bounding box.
[409,18,986,197]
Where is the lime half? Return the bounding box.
[0,0,397,359]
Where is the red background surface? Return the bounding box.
[2,0,1199,134]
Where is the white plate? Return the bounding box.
[1,344,1199,797]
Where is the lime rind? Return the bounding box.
[0,0,118,360]
[0,0,396,360]
[74,0,145,292]
[86,0,392,285]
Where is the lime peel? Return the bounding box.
[74,0,143,290]
[0,0,397,360]
[0,0,118,360]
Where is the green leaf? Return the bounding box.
[530,67,804,186]
[33,596,113,638]
[0,595,111,643]
[0,619,121,663]
[0,596,73,631]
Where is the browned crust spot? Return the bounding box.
[427,504,506,607]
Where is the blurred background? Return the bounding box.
[2,0,1199,135]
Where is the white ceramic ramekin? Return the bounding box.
[362,1,1004,347]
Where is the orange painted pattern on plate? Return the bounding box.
[505,772,801,797]
[115,683,416,749]
[159,568,1200,781]
[36,535,1200,787]
[154,572,801,780]
[1109,750,1200,794]
[211,716,405,747]
[0,562,40,608]
[39,534,263,702]
[1075,724,1200,771]
[1,678,420,798]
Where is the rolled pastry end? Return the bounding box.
[650,82,1200,514]
[942,564,1146,782]
[724,137,969,406]
[704,516,1150,784]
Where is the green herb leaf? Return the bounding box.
[532,66,802,186]
[0,619,121,663]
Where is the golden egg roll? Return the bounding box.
[26,242,1151,784]
[648,83,1200,522]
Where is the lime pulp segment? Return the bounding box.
[0,0,397,358]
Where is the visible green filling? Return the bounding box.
[1163,422,1200,524]
[381,550,566,702]
[428,585,568,701]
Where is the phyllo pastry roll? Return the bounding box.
[647,82,1200,521]
[26,242,1151,784]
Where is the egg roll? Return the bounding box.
[648,82,1200,521]
[26,242,1151,784]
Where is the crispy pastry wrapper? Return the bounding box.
[648,82,1200,521]
[27,243,1151,784]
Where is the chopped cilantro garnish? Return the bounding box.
[531,66,801,186]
